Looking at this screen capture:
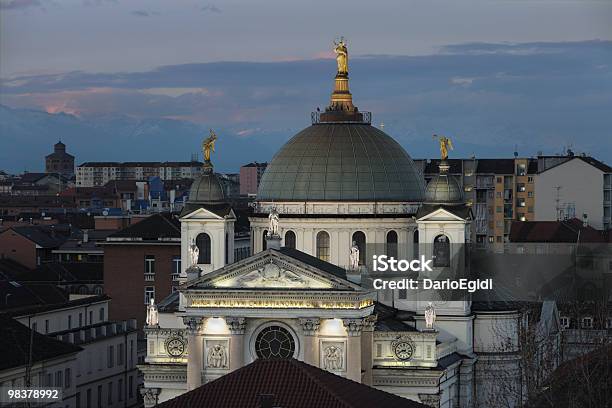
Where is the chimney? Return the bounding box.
[582,213,589,227]
[83,230,89,243]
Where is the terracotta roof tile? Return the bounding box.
[157,358,426,408]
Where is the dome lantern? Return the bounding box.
[424,136,463,205]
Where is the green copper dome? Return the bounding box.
[257,123,425,202]
[188,167,225,203]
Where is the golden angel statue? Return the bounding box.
[333,37,348,75]
[202,129,218,162]
[433,134,453,160]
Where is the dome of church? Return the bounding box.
[257,124,425,202]
[188,167,226,203]
[424,162,463,204]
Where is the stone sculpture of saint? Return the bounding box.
[146,298,158,326]
[189,238,199,267]
[207,344,227,368]
[334,38,348,75]
[324,345,343,370]
[424,302,436,330]
[349,241,360,270]
[268,208,279,237]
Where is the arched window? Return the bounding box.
[284,230,296,249]
[433,234,450,267]
[94,286,103,296]
[196,233,211,264]
[386,230,398,258]
[316,231,330,262]
[352,231,366,265]
[413,230,419,258]
[255,326,296,359]
[262,230,268,251]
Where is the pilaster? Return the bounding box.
[298,318,321,366]
[226,317,246,371]
[343,318,364,382]
[183,317,204,390]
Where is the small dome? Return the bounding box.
[188,168,225,203]
[424,172,463,204]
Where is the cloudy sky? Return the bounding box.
[1,0,612,172]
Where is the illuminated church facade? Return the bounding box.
[139,41,558,408]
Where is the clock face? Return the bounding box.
[165,337,185,357]
[393,341,414,361]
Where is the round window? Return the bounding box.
[254,325,295,359]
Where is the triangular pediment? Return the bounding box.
[180,206,235,221]
[417,206,470,223]
[186,249,361,291]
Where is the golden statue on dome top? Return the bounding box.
[334,37,349,76]
[433,134,453,160]
[202,129,218,162]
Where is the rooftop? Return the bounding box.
[157,358,426,408]
[106,212,180,242]
[78,161,203,168]
[509,218,608,243]
[3,225,70,248]
[0,315,81,371]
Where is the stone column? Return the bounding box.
[298,318,320,366]
[226,317,246,371]
[342,318,364,383]
[360,315,376,386]
[184,317,204,390]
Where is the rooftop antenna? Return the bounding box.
[555,186,562,221]
[513,144,518,158]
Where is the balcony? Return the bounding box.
[144,273,155,282]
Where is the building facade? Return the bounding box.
[239,162,267,196]
[534,155,612,230]
[76,162,204,187]
[5,296,140,408]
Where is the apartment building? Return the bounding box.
[239,162,267,196]
[534,155,612,230]
[5,296,140,408]
[76,161,204,187]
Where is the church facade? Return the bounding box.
[138,41,558,408]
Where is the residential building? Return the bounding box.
[45,141,75,178]
[6,296,140,408]
[239,162,267,196]
[102,213,182,327]
[0,224,70,268]
[509,219,612,363]
[8,172,72,196]
[76,161,203,187]
[534,155,612,230]
[0,315,81,407]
